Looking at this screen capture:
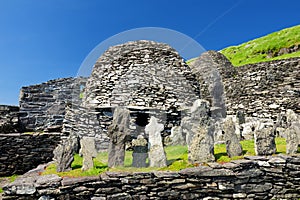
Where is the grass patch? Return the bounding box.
[0,187,3,193]
[276,137,287,154]
[42,138,297,177]
[220,25,300,66]
[42,154,107,177]
[109,145,192,172]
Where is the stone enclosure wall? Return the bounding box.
[0,105,19,133]
[199,52,300,120]
[19,77,87,132]
[0,133,64,176]
[3,155,300,200]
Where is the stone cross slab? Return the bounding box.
[146,116,167,167]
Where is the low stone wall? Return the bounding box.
[0,105,19,133]
[0,133,64,176]
[3,155,300,199]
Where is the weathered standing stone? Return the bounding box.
[286,123,299,154]
[223,117,243,157]
[182,99,211,147]
[146,116,167,167]
[53,136,78,172]
[80,137,97,171]
[188,125,215,163]
[286,109,299,126]
[132,135,148,168]
[107,107,131,168]
[170,126,186,145]
[254,126,276,156]
[181,99,215,163]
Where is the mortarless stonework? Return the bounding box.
[7,48,299,152]
[11,50,299,140]
[3,155,300,200]
[0,133,64,176]
[0,105,19,133]
[68,40,201,151]
[19,77,87,132]
[205,52,300,120]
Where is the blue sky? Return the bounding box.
[0,0,299,105]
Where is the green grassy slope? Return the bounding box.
[220,25,300,66]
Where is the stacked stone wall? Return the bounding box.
[3,155,300,199]
[196,52,300,121]
[0,105,19,133]
[0,133,65,176]
[19,77,87,132]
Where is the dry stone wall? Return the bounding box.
[0,133,65,176]
[0,105,19,133]
[195,51,300,121]
[19,77,87,132]
[3,155,300,199]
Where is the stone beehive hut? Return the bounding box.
[84,40,200,109]
[76,40,201,147]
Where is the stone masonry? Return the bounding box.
[0,105,19,133]
[3,155,300,200]
[66,40,201,151]
[0,133,64,176]
[205,51,300,120]
[19,77,87,132]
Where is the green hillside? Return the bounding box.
[220,25,300,66]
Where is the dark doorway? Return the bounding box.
[135,112,149,127]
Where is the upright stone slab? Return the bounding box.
[236,110,246,139]
[80,137,97,171]
[132,135,148,168]
[188,125,215,163]
[286,109,299,126]
[182,99,211,147]
[286,124,299,154]
[170,126,186,145]
[254,126,276,156]
[181,99,215,163]
[107,107,131,167]
[53,136,78,172]
[223,116,243,157]
[146,116,167,167]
